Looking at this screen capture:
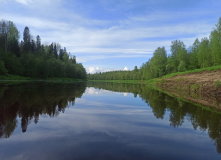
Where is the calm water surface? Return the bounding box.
[0,82,221,160]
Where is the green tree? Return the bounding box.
[23,26,31,52]
[198,37,211,68]
[134,66,138,72]
[170,40,188,72]
[210,18,221,66]
[7,21,19,44]
[150,47,167,77]
[0,21,8,52]
[189,38,200,70]
[36,35,41,52]
[0,61,8,75]
[166,56,175,74]
[0,21,19,55]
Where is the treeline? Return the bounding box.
[88,17,221,80]
[87,66,141,80]
[0,20,86,79]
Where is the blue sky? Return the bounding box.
[1,0,221,73]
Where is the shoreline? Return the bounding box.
[2,68,221,111]
[0,75,86,84]
[154,69,221,111]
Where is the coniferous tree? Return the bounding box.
[59,48,64,60]
[9,38,20,57]
[49,43,54,56]
[36,35,41,52]
[23,26,31,52]
[53,43,58,58]
[31,39,36,53]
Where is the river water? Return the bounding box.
[0,82,221,160]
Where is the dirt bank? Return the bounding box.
[156,69,221,111]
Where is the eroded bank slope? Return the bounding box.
[156,69,221,110]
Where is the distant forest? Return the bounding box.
[88,17,221,80]
[0,20,86,79]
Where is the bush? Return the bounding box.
[0,61,8,75]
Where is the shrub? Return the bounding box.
[0,61,8,75]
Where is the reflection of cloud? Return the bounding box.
[0,86,216,159]
[86,88,112,95]
[87,90,131,97]
[86,88,99,95]
[3,96,213,160]
[123,93,128,96]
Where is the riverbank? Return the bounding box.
[0,74,85,83]
[88,66,221,111]
[2,67,221,111]
[154,67,221,111]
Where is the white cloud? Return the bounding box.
[86,65,131,74]
[123,66,129,71]
[14,0,33,5]
[1,0,220,70]
[2,10,214,58]
[88,66,101,74]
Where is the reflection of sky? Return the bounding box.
[0,87,220,160]
[85,87,130,97]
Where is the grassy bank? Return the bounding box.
[0,74,85,83]
[0,74,31,81]
[147,65,221,85]
[2,65,221,84]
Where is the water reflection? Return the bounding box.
[87,82,221,153]
[0,82,86,138]
[0,82,221,159]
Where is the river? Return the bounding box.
[0,82,221,160]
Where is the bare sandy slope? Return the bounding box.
[157,69,221,110]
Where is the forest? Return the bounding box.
[0,20,86,79]
[88,17,221,80]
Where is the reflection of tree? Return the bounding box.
[0,103,18,138]
[140,88,167,119]
[87,82,221,153]
[0,82,86,137]
[140,87,221,153]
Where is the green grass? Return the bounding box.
[161,65,221,79]
[146,65,221,86]
[0,74,85,83]
[2,65,221,85]
[214,80,221,89]
[0,74,31,80]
